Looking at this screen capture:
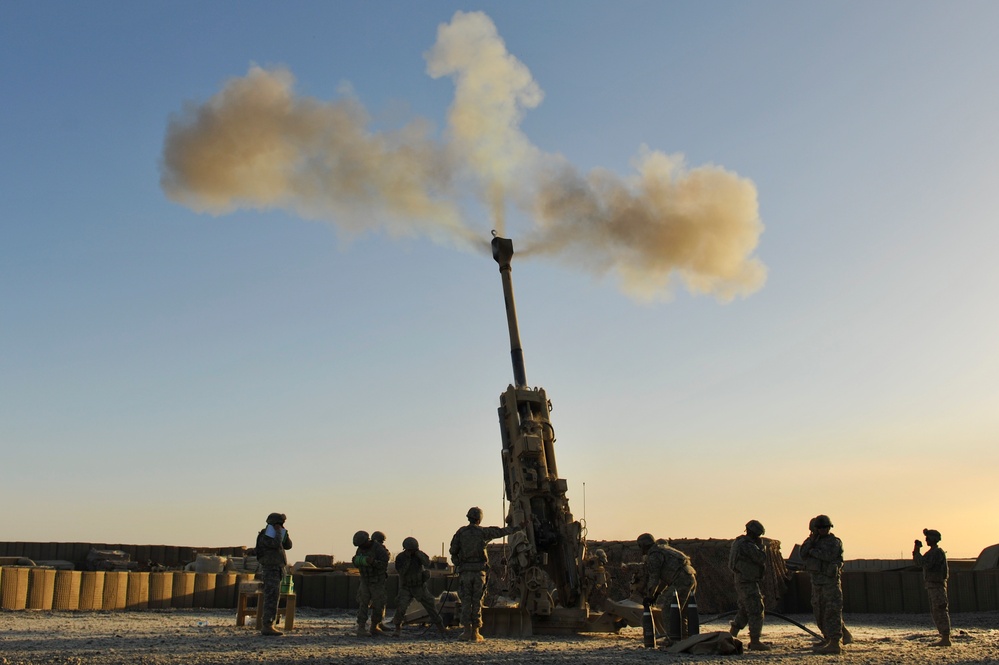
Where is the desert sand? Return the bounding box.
[1,609,997,665]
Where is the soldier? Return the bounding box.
[391,537,446,637]
[582,548,610,611]
[913,528,950,647]
[637,533,697,641]
[800,514,845,654]
[728,520,770,650]
[449,506,522,642]
[353,530,390,637]
[254,512,292,637]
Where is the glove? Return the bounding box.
[642,597,655,607]
[914,539,922,549]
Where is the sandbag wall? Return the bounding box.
[0,567,255,611]
[782,570,999,613]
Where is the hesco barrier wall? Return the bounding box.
[0,566,455,612]
[781,570,999,614]
[5,564,999,613]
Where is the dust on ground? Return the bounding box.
[1,609,997,665]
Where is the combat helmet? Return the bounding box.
[813,514,833,529]
[637,533,655,548]
[593,549,608,564]
[402,536,419,551]
[353,530,370,547]
[266,512,286,525]
[466,507,483,523]
[372,531,387,544]
[923,528,941,542]
[746,520,765,536]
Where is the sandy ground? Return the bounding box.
[1,609,997,665]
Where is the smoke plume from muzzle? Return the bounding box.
[160,10,766,301]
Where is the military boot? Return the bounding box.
[813,640,842,654]
[356,622,367,637]
[392,622,402,637]
[261,623,283,637]
[729,624,740,637]
[457,624,473,641]
[930,634,951,647]
[470,625,484,642]
[748,636,770,651]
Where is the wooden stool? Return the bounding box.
[235,581,263,627]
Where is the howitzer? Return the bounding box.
[490,235,587,627]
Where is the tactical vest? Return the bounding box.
[729,536,765,582]
[453,525,488,571]
[255,530,287,568]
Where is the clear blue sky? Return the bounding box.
[2,2,997,562]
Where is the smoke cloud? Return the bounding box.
[161,10,766,301]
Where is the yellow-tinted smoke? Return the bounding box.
[160,11,766,301]
[425,10,543,235]
[526,148,767,301]
[160,66,470,243]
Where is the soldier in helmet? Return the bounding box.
[352,530,390,637]
[728,520,770,650]
[449,506,522,642]
[913,528,950,647]
[637,533,697,641]
[391,536,446,637]
[582,548,610,611]
[800,515,845,654]
[254,512,292,636]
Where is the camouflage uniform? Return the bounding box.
[354,540,389,632]
[800,530,844,646]
[729,534,766,640]
[582,550,610,611]
[644,542,697,633]
[449,522,518,631]
[914,539,950,641]
[392,548,444,631]
[255,520,292,633]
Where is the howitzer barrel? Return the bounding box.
[492,236,528,388]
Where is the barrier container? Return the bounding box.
[951,572,978,612]
[53,570,81,610]
[1,566,29,610]
[864,572,886,613]
[28,568,56,610]
[79,571,105,610]
[149,546,166,567]
[39,543,60,561]
[193,572,216,608]
[214,573,238,608]
[172,572,195,608]
[148,572,171,609]
[841,572,865,613]
[102,571,128,610]
[299,572,325,608]
[881,572,904,613]
[329,574,351,608]
[126,572,149,610]
[901,572,927,613]
[973,571,998,611]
